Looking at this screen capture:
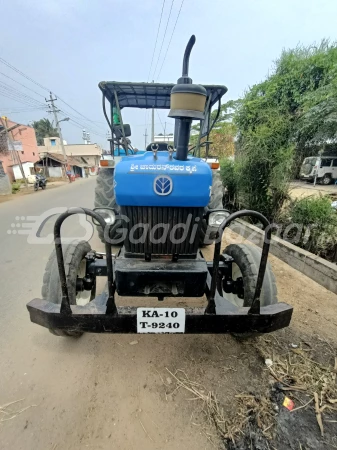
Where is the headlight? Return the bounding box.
[92,208,116,226]
[208,210,229,227]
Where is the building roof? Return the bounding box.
[7,161,34,167]
[36,152,89,167]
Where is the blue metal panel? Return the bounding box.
[114,151,212,207]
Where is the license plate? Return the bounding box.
[137,308,185,333]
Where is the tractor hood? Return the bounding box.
[114,151,212,207]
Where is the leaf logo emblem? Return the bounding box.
[153,176,173,195]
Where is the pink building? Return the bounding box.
[0,117,39,182]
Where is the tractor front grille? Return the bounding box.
[121,206,203,257]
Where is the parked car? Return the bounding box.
[300,156,337,185]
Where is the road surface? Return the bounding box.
[0,177,212,450]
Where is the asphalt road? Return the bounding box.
[0,178,106,449]
[0,177,211,450]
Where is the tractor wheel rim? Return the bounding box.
[224,263,244,307]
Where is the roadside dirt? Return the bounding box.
[1,231,336,450]
[289,181,337,200]
[0,180,72,204]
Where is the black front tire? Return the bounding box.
[94,168,123,243]
[223,244,278,307]
[200,170,225,246]
[222,244,278,338]
[41,239,93,337]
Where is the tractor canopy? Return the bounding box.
[99,81,228,110]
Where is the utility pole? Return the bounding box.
[151,108,155,143]
[46,92,67,163]
[10,138,28,189]
[144,129,148,149]
[1,118,28,188]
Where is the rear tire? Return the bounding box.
[41,239,95,337]
[320,174,332,185]
[94,168,123,243]
[200,170,225,246]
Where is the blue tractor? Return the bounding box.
[27,36,293,337]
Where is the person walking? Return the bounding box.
[66,168,72,183]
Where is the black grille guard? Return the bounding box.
[26,207,293,334]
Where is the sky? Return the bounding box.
[0,0,337,150]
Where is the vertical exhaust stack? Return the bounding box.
[169,35,207,161]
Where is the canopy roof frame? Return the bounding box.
[99,81,227,110]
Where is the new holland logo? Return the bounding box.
[153,175,173,196]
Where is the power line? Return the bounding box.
[0,88,46,108]
[0,84,44,105]
[57,109,106,138]
[147,0,166,82]
[0,56,50,92]
[156,0,185,80]
[1,107,45,114]
[152,0,175,80]
[58,111,106,139]
[56,96,107,134]
[0,71,46,98]
[0,56,106,135]
[0,81,46,106]
[67,122,106,139]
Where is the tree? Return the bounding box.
[189,100,240,157]
[227,40,337,220]
[236,41,337,171]
[32,118,59,145]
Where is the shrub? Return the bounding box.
[283,196,337,256]
[220,158,237,199]
[11,183,20,194]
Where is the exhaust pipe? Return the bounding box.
[169,35,207,161]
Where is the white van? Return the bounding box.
[300,156,337,185]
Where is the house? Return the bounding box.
[38,137,101,170]
[34,152,91,178]
[9,161,35,180]
[0,117,39,182]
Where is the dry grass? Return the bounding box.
[165,335,337,447]
[255,336,337,437]
[166,367,275,446]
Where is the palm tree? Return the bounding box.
[32,118,59,145]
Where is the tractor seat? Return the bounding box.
[146,142,173,152]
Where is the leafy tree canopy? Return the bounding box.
[224,40,337,220]
[32,118,59,146]
[190,100,241,158]
[236,40,337,147]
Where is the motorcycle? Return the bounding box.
[34,174,47,191]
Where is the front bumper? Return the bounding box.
[27,293,293,334]
[28,207,293,335]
